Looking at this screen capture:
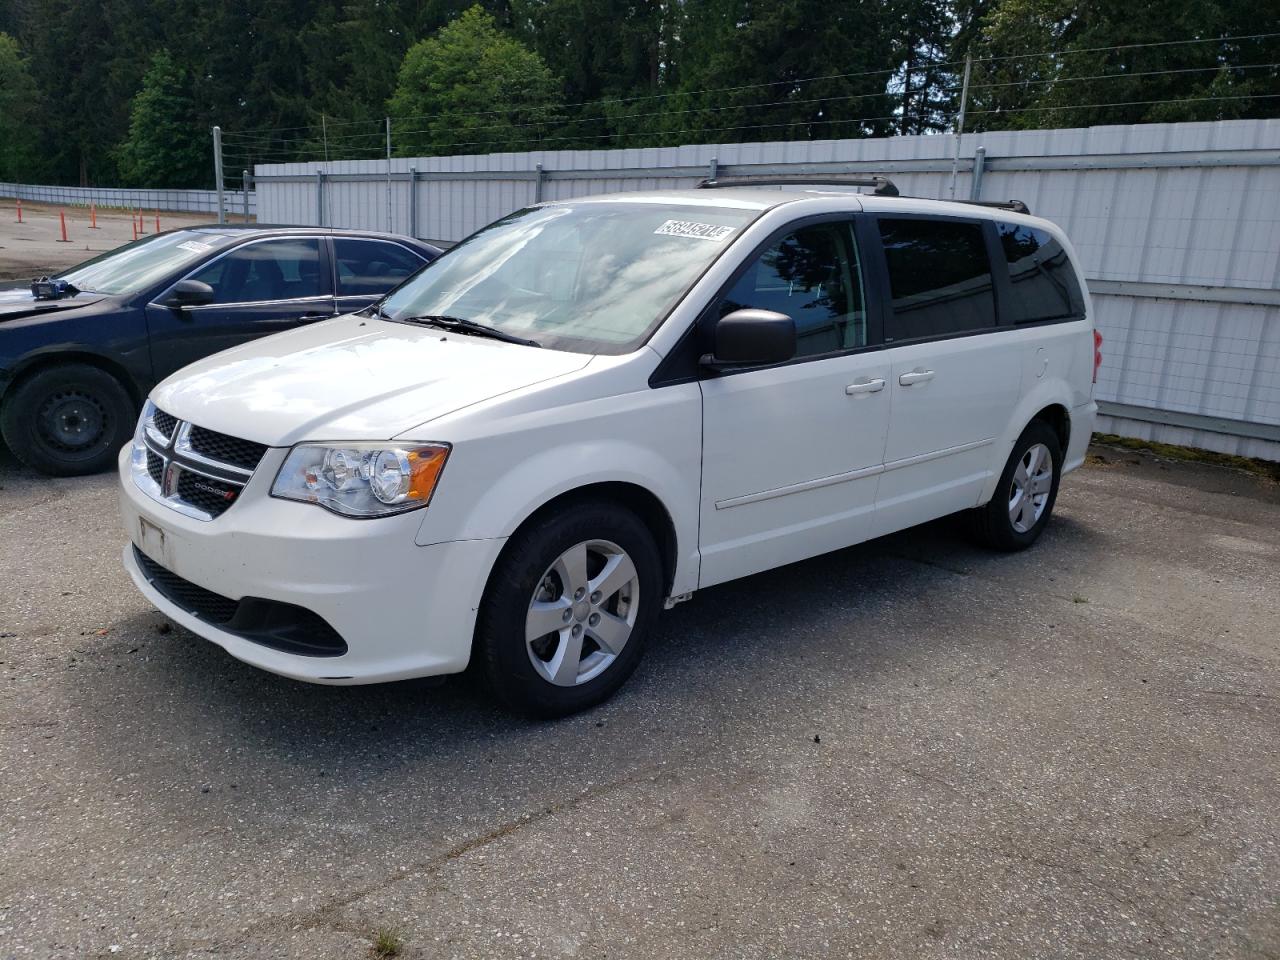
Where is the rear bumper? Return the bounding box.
[1064,400,1098,474]
[118,446,506,684]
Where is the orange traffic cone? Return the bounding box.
[15,198,22,223]
[154,211,160,233]
[56,209,71,242]
[132,216,138,241]
[89,202,99,229]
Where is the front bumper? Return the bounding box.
[118,446,506,684]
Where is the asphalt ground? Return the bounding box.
[1,442,1277,959]
[0,201,240,281]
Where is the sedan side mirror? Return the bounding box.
[700,308,796,369]
[163,279,215,309]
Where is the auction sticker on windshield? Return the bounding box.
[654,220,735,242]
[177,240,214,254]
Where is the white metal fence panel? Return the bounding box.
[254,119,1280,461]
[0,181,255,216]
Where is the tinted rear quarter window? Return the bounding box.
[877,218,995,341]
[997,223,1085,323]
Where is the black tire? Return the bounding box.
[475,499,663,718]
[970,419,1064,551]
[0,364,136,476]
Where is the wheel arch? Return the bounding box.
[1030,402,1071,453]
[979,384,1076,506]
[2,349,145,408]
[496,481,680,600]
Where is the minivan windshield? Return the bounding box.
[59,230,237,296]
[379,201,759,353]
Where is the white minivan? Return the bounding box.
[119,179,1099,716]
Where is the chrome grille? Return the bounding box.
[131,404,266,521]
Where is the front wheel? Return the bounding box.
[970,420,1063,551]
[475,501,663,718]
[1,364,137,476]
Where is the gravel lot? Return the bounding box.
[1,442,1277,959]
[0,201,241,281]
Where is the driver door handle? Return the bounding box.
[296,313,331,323]
[845,378,886,396]
[898,369,935,386]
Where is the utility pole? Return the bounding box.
[948,54,973,200]
[386,117,393,233]
[322,114,329,162]
[212,126,225,224]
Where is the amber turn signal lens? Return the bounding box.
[407,445,450,502]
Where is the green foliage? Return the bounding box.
[0,32,41,181]
[114,49,207,187]
[956,0,1280,129]
[0,0,1277,184]
[388,5,562,155]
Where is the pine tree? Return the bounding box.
[388,5,563,155]
[114,49,208,187]
[0,32,41,180]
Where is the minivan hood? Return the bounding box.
[0,287,107,321]
[152,315,593,446]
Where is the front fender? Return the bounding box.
[413,382,704,597]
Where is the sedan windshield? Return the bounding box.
[59,230,237,295]
[379,201,760,353]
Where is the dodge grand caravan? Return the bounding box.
[119,179,1098,716]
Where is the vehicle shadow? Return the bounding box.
[56,509,1100,824]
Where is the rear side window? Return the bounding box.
[877,218,995,341]
[997,223,1085,323]
[334,239,427,297]
[719,222,867,357]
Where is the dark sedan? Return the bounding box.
[0,226,439,475]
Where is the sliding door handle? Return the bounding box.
[898,369,935,386]
[845,378,886,396]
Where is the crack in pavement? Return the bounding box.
[161,759,688,956]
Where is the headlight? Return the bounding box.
[129,400,155,479]
[271,443,450,518]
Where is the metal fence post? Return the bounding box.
[242,170,250,221]
[212,126,225,224]
[709,156,718,181]
[385,117,393,233]
[534,163,544,203]
[970,146,986,200]
[316,170,325,226]
[949,54,972,199]
[408,167,418,237]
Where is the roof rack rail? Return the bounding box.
[952,198,1031,215]
[697,175,900,197]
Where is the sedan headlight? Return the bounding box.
[271,443,450,518]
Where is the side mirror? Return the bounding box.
[163,279,215,309]
[701,308,796,369]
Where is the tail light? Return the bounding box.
[1093,329,1103,384]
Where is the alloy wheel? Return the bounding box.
[525,539,639,687]
[1008,441,1054,534]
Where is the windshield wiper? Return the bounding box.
[396,314,541,348]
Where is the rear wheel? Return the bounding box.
[1,364,136,476]
[475,500,663,718]
[970,420,1063,551]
